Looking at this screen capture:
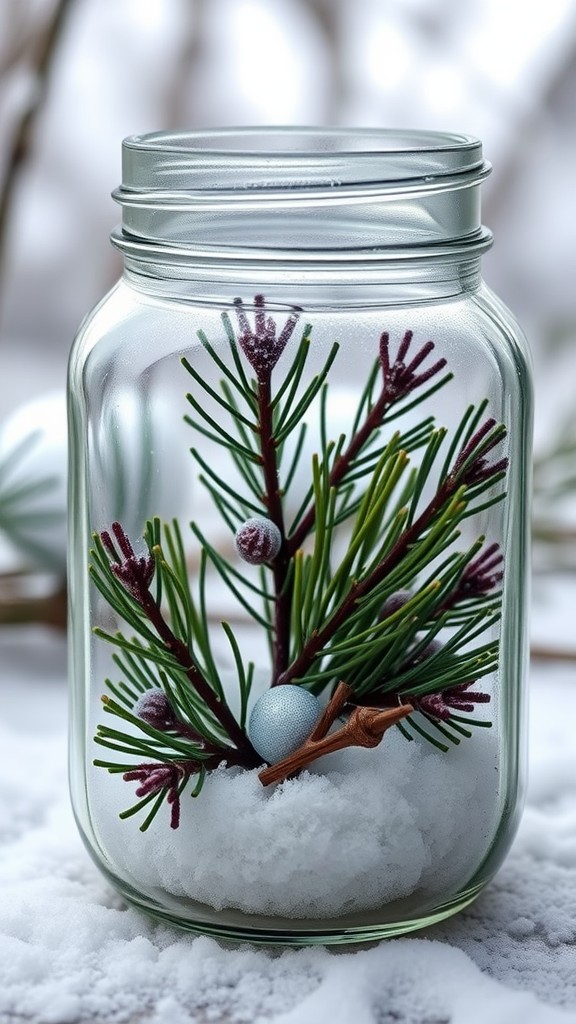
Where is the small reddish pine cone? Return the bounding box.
[234,516,282,565]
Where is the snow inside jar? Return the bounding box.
[68,128,532,943]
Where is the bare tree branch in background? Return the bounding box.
[0,0,75,307]
[0,0,35,78]
[531,645,576,663]
[304,0,344,123]
[164,0,203,130]
[483,34,576,226]
[0,571,66,629]
[0,0,75,628]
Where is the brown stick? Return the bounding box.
[259,682,413,786]
[308,680,353,740]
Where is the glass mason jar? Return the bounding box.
[68,128,532,944]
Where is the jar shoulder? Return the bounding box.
[471,282,532,367]
[68,277,532,397]
[69,280,135,372]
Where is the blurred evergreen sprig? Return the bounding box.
[533,409,576,571]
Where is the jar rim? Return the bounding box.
[123,126,481,158]
[118,127,486,194]
[114,127,491,264]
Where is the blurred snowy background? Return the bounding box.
[1,0,575,398]
[0,0,575,633]
[1,8,576,1019]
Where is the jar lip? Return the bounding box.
[118,126,487,194]
[123,126,481,159]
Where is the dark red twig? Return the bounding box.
[234,295,300,681]
[123,762,191,829]
[440,541,504,611]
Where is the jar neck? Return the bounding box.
[112,128,493,283]
[122,254,482,307]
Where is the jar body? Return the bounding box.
[68,130,532,943]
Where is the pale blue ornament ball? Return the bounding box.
[248,685,322,765]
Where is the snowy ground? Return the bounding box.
[0,615,575,1024]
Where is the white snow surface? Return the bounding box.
[1,628,576,1023]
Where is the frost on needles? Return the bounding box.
[89,294,507,832]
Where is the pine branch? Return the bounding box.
[278,411,507,689]
[91,304,511,825]
[228,296,338,681]
[185,301,311,676]
[287,330,452,553]
[91,522,257,760]
[228,296,303,679]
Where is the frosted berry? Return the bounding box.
[248,685,322,765]
[413,637,443,663]
[234,516,282,564]
[134,688,177,730]
[420,638,443,659]
[380,589,413,618]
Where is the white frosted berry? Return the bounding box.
[248,685,322,765]
[380,590,413,618]
[234,516,282,565]
[413,637,443,663]
[134,688,176,729]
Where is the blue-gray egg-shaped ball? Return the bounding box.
[248,685,322,765]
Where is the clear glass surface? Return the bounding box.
[68,129,531,944]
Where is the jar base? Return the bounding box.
[102,868,484,946]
